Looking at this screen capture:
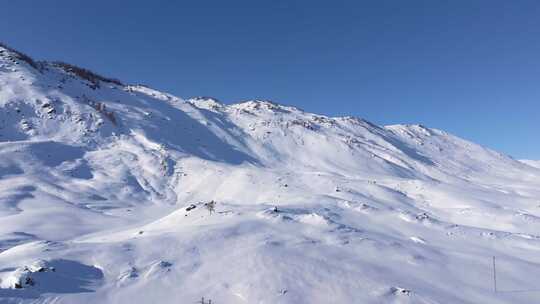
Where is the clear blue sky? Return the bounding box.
[2,1,539,159]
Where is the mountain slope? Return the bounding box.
[1,44,540,304]
[521,159,540,169]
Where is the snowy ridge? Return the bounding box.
[521,159,540,169]
[1,44,540,303]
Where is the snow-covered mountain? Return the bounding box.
[1,43,540,304]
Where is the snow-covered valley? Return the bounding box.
[1,44,540,303]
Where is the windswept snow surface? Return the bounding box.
[1,45,540,303]
[521,159,540,169]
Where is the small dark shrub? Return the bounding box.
[0,42,43,71]
[51,61,123,88]
[92,102,117,125]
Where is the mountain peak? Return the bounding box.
[187,96,223,110]
[230,99,302,114]
[1,42,123,89]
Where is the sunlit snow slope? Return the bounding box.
[1,44,540,304]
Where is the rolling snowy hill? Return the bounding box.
[1,43,540,303]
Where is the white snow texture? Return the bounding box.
[1,44,540,303]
